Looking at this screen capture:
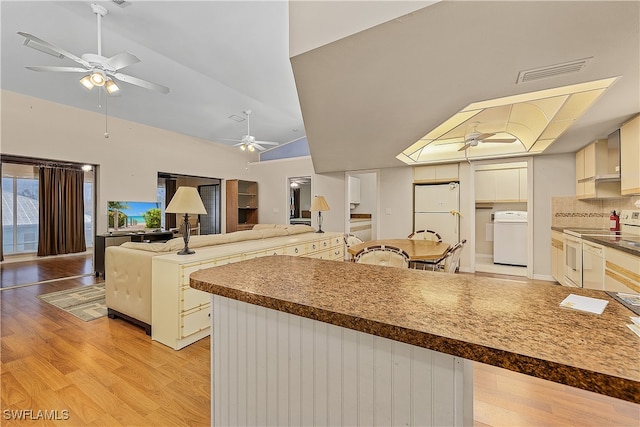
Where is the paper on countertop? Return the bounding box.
[559,294,609,315]
[627,323,640,338]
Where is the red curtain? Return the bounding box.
[37,167,86,256]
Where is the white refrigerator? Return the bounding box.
[414,183,460,244]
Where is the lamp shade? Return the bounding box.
[310,195,330,212]
[166,187,207,214]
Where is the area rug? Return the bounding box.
[37,284,107,321]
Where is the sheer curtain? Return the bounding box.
[37,167,86,256]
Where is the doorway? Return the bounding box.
[287,176,312,225]
[345,171,378,242]
[473,160,532,278]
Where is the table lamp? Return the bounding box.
[310,195,330,233]
[165,186,207,255]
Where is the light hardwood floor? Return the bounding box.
[1,255,638,426]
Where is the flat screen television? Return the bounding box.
[108,201,162,231]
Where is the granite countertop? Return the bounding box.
[551,227,640,256]
[583,235,640,257]
[190,256,640,403]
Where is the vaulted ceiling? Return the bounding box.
[2,1,638,174]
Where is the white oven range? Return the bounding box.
[562,210,640,288]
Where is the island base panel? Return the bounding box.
[211,295,473,426]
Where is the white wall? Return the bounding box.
[248,156,346,233]
[531,153,576,279]
[1,91,252,233]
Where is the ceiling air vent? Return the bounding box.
[111,0,131,8]
[516,57,593,84]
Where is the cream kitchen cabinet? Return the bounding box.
[620,114,640,195]
[604,246,640,294]
[475,166,526,202]
[550,230,565,285]
[414,163,459,183]
[519,168,528,202]
[575,136,621,199]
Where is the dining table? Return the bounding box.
[347,238,450,261]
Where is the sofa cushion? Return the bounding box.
[286,224,316,235]
[252,224,277,230]
[184,233,231,249]
[120,241,172,252]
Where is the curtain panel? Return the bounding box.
[37,167,86,256]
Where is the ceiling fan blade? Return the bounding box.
[25,66,87,73]
[458,142,472,152]
[254,140,279,146]
[220,138,243,143]
[17,32,90,67]
[475,133,496,141]
[106,51,141,70]
[112,72,169,94]
[252,143,267,151]
[482,138,517,143]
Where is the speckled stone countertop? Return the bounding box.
[190,256,640,403]
[551,227,640,256]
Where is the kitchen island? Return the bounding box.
[190,256,639,426]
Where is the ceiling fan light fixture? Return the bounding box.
[105,79,119,94]
[90,71,106,86]
[239,143,247,151]
[247,144,255,152]
[80,75,95,90]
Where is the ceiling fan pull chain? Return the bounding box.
[104,92,109,139]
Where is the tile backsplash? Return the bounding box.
[552,196,640,228]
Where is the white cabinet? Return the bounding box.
[604,246,640,294]
[151,232,345,349]
[620,114,640,195]
[576,137,621,199]
[519,168,528,202]
[414,163,459,183]
[348,176,361,204]
[550,231,565,285]
[475,166,526,202]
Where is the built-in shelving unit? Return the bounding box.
[226,179,258,232]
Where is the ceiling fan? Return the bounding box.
[18,3,169,95]
[457,123,517,151]
[226,110,279,152]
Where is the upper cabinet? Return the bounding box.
[348,176,361,204]
[575,135,621,199]
[620,114,640,195]
[414,163,459,183]
[475,163,527,203]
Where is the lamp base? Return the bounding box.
[315,229,325,233]
[177,248,195,255]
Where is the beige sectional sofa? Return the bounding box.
[104,224,326,334]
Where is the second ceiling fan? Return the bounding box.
[227,110,279,152]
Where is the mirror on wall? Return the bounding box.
[288,176,311,225]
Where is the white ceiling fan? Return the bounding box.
[457,123,517,151]
[225,110,279,152]
[18,3,169,95]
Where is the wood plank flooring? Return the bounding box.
[1,256,638,426]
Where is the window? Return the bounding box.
[2,165,39,255]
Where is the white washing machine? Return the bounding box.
[493,211,527,266]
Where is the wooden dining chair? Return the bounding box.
[408,230,443,269]
[435,239,467,273]
[354,245,410,268]
[344,233,364,248]
[408,230,443,242]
